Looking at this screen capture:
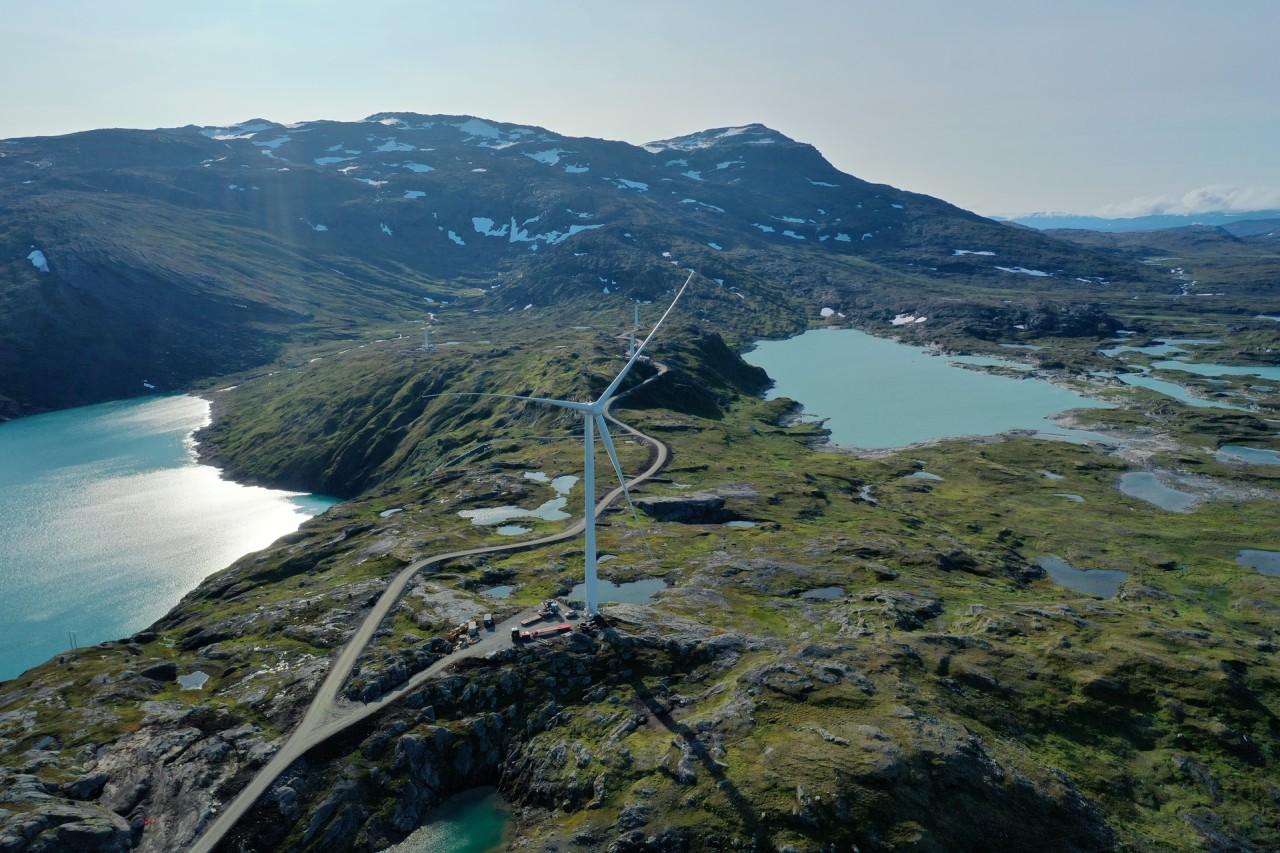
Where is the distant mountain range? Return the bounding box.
[1,113,1148,418]
[1004,209,1280,232]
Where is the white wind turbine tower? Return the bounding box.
[627,300,641,358]
[432,271,694,616]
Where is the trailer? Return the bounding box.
[512,622,573,643]
[529,622,572,640]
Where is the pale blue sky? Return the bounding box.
[3,0,1277,216]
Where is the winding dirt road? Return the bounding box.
[191,363,671,852]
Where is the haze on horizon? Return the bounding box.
[3,0,1277,218]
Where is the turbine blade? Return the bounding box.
[424,391,591,412]
[597,270,695,403]
[595,414,640,523]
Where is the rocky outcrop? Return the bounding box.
[0,772,131,852]
[634,494,732,523]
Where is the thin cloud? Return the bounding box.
[1097,185,1280,218]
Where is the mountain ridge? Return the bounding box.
[1,112,1153,419]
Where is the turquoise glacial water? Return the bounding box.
[386,788,510,853]
[744,328,1111,449]
[0,395,337,680]
[1114,372,1247,410]
[1152,359,1280,381]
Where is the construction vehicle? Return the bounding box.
[483,613,494,629]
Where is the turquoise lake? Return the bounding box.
[1115,372,1246,410]
[0,395,337,680]
[386,788,510,853]
[744,328,1111,449]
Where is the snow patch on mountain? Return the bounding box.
[253,135,291,150]
[807,178,839,188]
[473,217,510,238]
[380,223,393,236]
[953,249,996,256]
[680,198,725,213]
[891,313,928,325]
[447,230,466,246]
[707,242,723,250]
[404,190,426,199]
[525,149,566,165]
[454,118,503,139]
[834,233,851,242]
[782,230,805,240]
[752,223,775,233]
[375,138,416,152]
[645,124,789,152]
[27,249,48,273]
[563,163,589,174]
[995,266,1051,277]
[314,156,355,165]
[681,170,703,181]
[606,178,649,191]
[403,162,434,173]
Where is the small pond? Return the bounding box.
[1054,493,1085,503]
[480,585,514,599]
[1037,556,1128,598]
[1118,472,1198,513]
[1216,445,1280,466]
[1234,549,1280,577]
[724,520,757,529]
[568,577,666,605]
[904,471,944,481]
[458,498,569,527]
[800,586,844,600]
[177,671,210,691]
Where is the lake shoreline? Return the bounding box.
[0,395,338,681]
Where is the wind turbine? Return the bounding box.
[428,271,694,616]
[627,300,640,358]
